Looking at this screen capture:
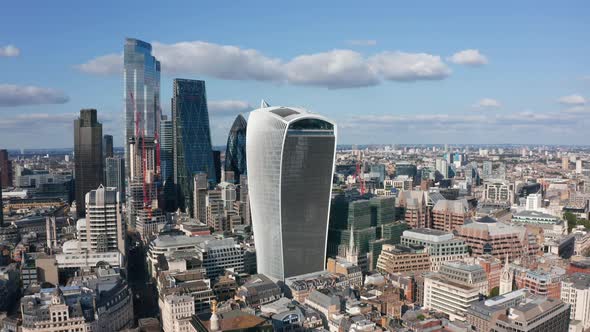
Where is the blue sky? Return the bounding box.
[1,0,589,148]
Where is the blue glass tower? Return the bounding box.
[224,114,247,183]
[123,38,160,179]
[172,79,215,215]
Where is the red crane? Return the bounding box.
[129,92,152,218]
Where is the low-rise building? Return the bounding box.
[400,228,469,272]
[467,289,570,332]
[560,273,590,331]
[235,274,282,307]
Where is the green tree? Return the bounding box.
[489,286,500,298]
[564,212,577,233]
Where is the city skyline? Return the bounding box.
[1,1,589,148]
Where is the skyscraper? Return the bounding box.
[246,102,337,281]
[0,149,12,188]
[105,157,125,200]
[103,134,114,158]
[224,114,247,183]
[160,116,176,211]
[124,38,160,179]
[74,109,103,217]
[172,79,215,215]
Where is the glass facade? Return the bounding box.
[74,109,103,217]
[123,38,160,179]
[172,79,215,215]
[103,134,113,158]
[247,106,337,281]
[105,157,125,200]
[224,114,247,183]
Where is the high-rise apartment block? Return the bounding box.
[247,103,336,281]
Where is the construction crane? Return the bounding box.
[129,92,152,218]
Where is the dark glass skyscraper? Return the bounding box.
[160,116,176,211]
[0,149,12,188]
[224,114,247,183]
[74,109,103,217]
[172,79,215,215]
[124,38,160,179]
[103,135,114,158]
[105,157,125,200]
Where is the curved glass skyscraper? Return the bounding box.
[172,79,215,216]
[224,114,247,183]
[123,38,160,179]
[246,103,337,281]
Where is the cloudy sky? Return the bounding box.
[1,0,589,148]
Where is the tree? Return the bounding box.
[564,212,577,233]
[489,286,500,298]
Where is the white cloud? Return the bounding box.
[347,39,377,46]
[473,98,501,109]
[152,41,284,81]
[558,94,586,106]
[286,50,379,88]
[369,52,451,81]
[74,53,123,75]
[0,45,20,57]
[0,84,69,107]
[77,40,454,88]
[208,100,252,115]
[447,49,488,66]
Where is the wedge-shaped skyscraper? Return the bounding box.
[246,101,337,281]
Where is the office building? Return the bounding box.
[0,149,12,188]
[561,273,590,330]
[160,294,194,332]
[376,244,430,274]
[467,290,570,332]
[193,173,208,223]
[212,150,222,184]
[84,185,125,259]
[397,190,431,228]
[431,198,471,232]
[514,267,565,299]
[224,114,247,183]
[160,117,176,210]
[74,109,103,217]
[103,134,113,158]
[247,103,337,280]
[124,38,160,179]
[423,271,481,321]
[525,193,543,210]
[105,157,125,200]
[127,136,157,227]
[458,216,539,261]
[400,228,469,271]
[483,181,515,204]
[172,79,215,216]
[482,160,493,179]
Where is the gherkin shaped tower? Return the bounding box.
[224,114,247,183]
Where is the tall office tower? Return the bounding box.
[247,102,337,281]
[172,79,215,216]
[124,38,160,180]
[160,116,176,211]
[224,114,247,184]
[103,135,114,158]
[193,173,208,223]
[576,159,583,174]
[482,160,493,179]
[105,157,125,200]
[127,137,157,227]
[212,151,222,184]
[0,149,12,188]
[84,185,125,260]
[74,109,103,218]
